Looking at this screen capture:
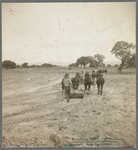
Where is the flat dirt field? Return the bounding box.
[2,67,136,148]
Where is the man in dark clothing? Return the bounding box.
[85,72,89,78]
[84,73,92,90]
[91,71,96,80]
[96,70,105,95]
[96,69,103,79]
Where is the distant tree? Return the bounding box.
[45,64,57,67]
[89,59,98,68]
[76,56,89,68]
[2,60,16,69]
[22,62,28,68]
[16,65,20,68]
[76,56,99,68]
[68,63,79,67]
[107,64,111,67]
[130,43,136,55]
[86,56,94,62]
[114,64,118,67]
[111,41,135,73]
[52,65,57,67]
[98,62,105,67]
[94,54,105,69]
[85,56,97,68]
[126,53,136,68]
[29,65,37,68]
[41,63,52,67]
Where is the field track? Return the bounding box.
[2,67,136,147]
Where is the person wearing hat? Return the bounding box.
[96,69,104,81]
[84,72,92,91]
[75,72,81,82]
[98,69,103,76]
[91,70,96,80]
[85,72,90,78]
[62,73,74,102]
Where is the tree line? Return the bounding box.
[2,41,136,73]
[69,54,105,69]
[69,41,136,73]
[2,61,58,69]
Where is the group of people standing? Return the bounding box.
[61,70,104,102]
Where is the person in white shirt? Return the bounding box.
[62,73,74,102]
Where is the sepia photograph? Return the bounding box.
[2,2,136,148]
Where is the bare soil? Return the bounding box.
[2,68,136,148]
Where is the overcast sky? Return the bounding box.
[2,2,136,65]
